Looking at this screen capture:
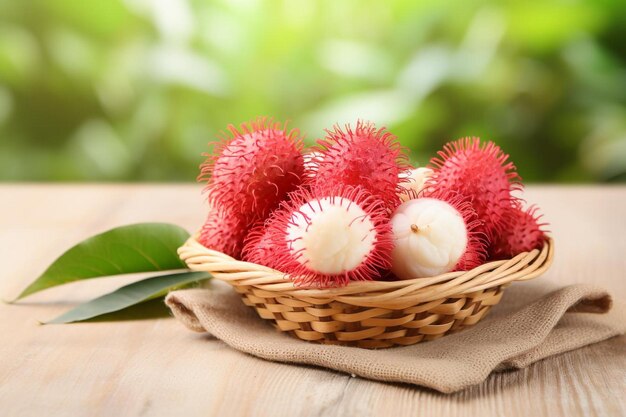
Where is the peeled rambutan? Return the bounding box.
[390,191,487,279]
[256,184,393,287]
[490,204,548,259]
[198,117,305,224]
[310,121,410,211]
[425,137,521,242]
[198,206,249,259]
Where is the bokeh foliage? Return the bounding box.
[0,0,625,182]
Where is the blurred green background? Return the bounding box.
[1,0,625,182]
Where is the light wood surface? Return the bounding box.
[0,184,624,417]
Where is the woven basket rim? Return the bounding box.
[178,235,554,307]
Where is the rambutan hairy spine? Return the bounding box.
[310,120,411,211]
[198,117,305,224]
[198,205,250,259]
[241,223,279,268]
[490,203,549,259]
[426,137,522,243]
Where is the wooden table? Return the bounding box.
[0,185,624,417]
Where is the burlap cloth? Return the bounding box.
[165,281,625,393]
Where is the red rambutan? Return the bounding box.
[310,121,411,211]
[490,204,548,259]
[198,206,249,259]
[199,117,305,224]
[425,137,521,242]
[390,190,487,279]
[241,224,278,268]
[256,184,393,287]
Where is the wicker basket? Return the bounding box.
[178,236,554,348]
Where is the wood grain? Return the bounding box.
[0,184,624,417]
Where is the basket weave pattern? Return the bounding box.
[178,237,554,348]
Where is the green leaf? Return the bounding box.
[15,223,190,300]
[83,298,171,322]
[44,271,211,324]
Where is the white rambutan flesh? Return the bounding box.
[302,151,324,180]
[287,196,376,275]
[398,167,433,201]
[391,198,475,279]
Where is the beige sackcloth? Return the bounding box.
[165,280,625,393]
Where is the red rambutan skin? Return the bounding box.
[256,184,394,288]
[199,117,305,224]
[241,224,279,268]
[425,137,521,243]
[198,206,249,259]
[426,189,488,271]
[310,121,411,211]
[490,204,548,259]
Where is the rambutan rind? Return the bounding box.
[198,117,305,224]
[425,137,522,243]
[256,184,394,288]
[310,121,411,211]
[490,203,548,259]
[199,205,249,259]
[241,223,279,268]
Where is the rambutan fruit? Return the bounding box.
[390,191,487,279]
[490,204,548,259]
[199,117,305,224]
[398,167,433,202]
[198,206,249,259]
[425,137,521,242]
[310,121,410,211]
[241,224,278,268]
[256,184,393,287]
